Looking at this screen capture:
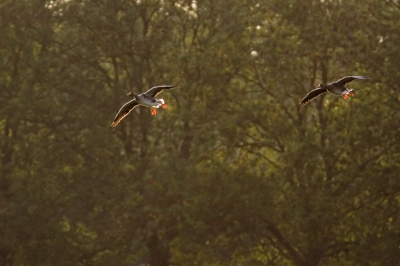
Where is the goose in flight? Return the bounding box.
[299,76,370,105]
[111,85,174,127]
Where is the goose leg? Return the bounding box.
[151,108,157,116]
[161,104,168,109]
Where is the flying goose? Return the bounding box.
[299,76,370,105]
[111,85,174,127]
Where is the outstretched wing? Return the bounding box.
[111,100,139,127]
[143,85,174,98]
[334,76,370,87]
[299,88,328,105]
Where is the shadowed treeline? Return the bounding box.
[0,0,400,265]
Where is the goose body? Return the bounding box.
[111,85,174,127]
[299,76,370,105]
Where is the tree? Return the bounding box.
[1,0,399,265]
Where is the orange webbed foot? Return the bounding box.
[343,95,349,99]
[161,104,168,109]
[151,109,157,116]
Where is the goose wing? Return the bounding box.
[111,100,139,127]
[334,76,370,87]
[299,88,328,105]
[143,85,174,98]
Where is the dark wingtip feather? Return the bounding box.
[299,100,310,106]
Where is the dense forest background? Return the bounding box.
[1,0,400,265]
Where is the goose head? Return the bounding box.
[127,91,138,100]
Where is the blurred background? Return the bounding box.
[1,0,400,265]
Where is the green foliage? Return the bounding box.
[0,0,399,265]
